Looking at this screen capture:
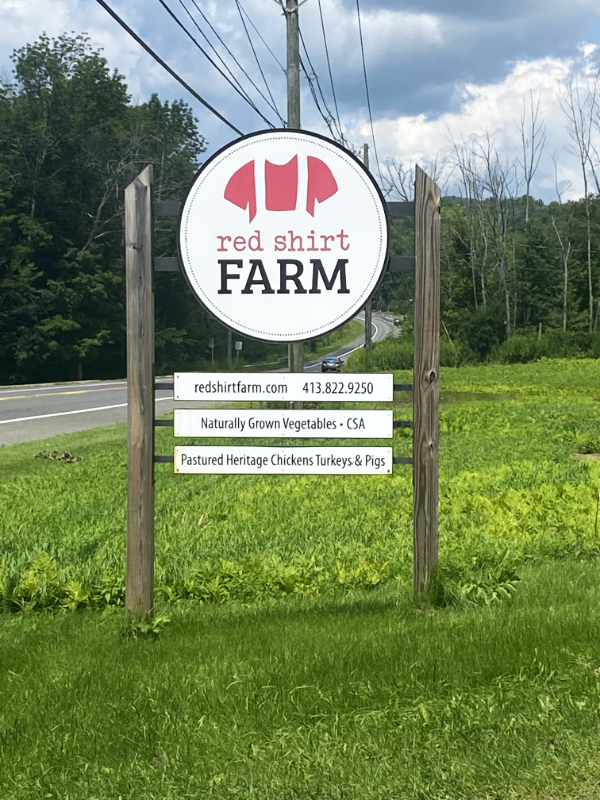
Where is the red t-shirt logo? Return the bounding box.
[224,156,338,222]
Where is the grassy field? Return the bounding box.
[1,359,600,798]
[2,563,600,798]
[1,358,599,610]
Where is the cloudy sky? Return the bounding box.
[2,0,600,199]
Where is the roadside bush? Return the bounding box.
[344,336,474,371]
[346,328,600,372]
[493,329,600,364]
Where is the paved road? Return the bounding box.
[0,313,396,446]
[0,381,175,446]
[304,311,395,372]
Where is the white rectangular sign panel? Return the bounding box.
[174,446,393,474]
[174,409,392,438]
[174,372,393,402]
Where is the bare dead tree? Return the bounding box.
[474,133,520,339]
[517,89,547,224]
[559,74,598,331]
[449,138,483,310]
[550,152,573,331]
[79,122,150,253]
[383,155,449,202]
[382,158,414,201]
[551,149,572,204]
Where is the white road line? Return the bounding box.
[305,320,380,372]
[0,397,172,425]
[0,380,128,396]
[343,320,379,357]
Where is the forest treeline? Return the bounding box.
[0,33,288,385]
[380,85,600,362]
[1,34,599,385]
[379,188,600,364]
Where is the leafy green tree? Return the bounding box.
[0,33,208,383]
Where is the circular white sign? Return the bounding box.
[178,130,389,342]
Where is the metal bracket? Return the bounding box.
[274,0,308,11]
[153,201,181,217]
[393,384,413,392]
[154,455,174,464]
[154,419,174,427]
[388,256,415,273]
[393,456,413,465]
[393,420,413,429]
[154,257,180,272]
[155,380,174,392]
[387,201,415,217]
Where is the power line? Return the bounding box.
[355,0,383,185]
[238,0,286,75]
[94,0,243,135]
[234,0,285,125]
[155,0,276,128]
[181,0,284,123]
[298,25,346,144]
[157,0,275,127]
[176,0,256,109]
[299,55,332,135]
[300,55,341,143]
[316,0,342,135]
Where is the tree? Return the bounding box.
[0,33,206,383]
[517,90,546,225]
[560,75,598,331]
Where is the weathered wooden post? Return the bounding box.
[286,0,304,378]
[125,165,155,619]
[413,165,441,596]
[363,144,373,370]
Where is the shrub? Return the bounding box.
[493,329,600,364]
[344,336,473,372]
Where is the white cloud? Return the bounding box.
[579,42,598,59]
[1,0,599,198]
[357,47,600,200]
[0,0,71,55]
[0,0,192,101]
[297,1,445,74]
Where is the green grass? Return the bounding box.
[1,359,599,610]
[2,359,600,797]
[2,561,600,798]
[308,319,364,359]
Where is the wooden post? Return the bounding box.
[364,300,373,365]
[286,0,304,378]
[413,165,440,597]
[363,144,373,370]
[125,165,155,619]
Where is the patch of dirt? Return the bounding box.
[35,450,81,462]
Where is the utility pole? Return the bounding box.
[286,0,304,375]
[363,143,373,370]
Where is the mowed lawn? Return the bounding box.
[1,359,600,798]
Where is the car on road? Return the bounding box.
[321,356,343,373]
